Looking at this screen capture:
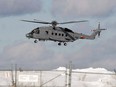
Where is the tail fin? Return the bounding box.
[90,23,106,39]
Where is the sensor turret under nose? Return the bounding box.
[26,33,33,38]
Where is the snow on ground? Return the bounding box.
[0,67,115,87]
[55,67,116,87]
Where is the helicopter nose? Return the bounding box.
[26,33,33,38]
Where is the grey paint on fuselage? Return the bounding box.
[26,23,106,44]
[33,26,76,42]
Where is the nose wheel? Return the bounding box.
[34,40,38,43]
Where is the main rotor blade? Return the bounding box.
[21,20,51,24]
[58,20,88,24]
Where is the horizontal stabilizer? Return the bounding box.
[91,23,106,38]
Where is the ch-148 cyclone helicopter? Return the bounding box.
[22,19,106,46]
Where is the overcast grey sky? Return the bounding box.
[0,0,116,70]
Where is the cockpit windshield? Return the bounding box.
[30,27,40,34]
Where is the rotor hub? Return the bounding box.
[51,21,58,27]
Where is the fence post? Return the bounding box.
[68,61,72,87]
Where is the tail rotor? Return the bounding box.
[97,22,106,37]
[90,22,106,39]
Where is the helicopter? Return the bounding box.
[22,20,106,46]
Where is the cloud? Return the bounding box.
[0,0,42,17]
[0,42,46,68]
[52,0,116,17]
[0,0,115,71]
[67,36,116,70]
[0,42,65,69]
[0,37,115,70]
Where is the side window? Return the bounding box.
[46,31,49,34]
[62,34,64,36]
[55,33,57,35]
[52,32,54,35]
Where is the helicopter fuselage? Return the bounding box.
[26,24,106,46]
[26,26,81,44]
[22,20,106,46]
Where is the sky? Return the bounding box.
[0,0,116,70]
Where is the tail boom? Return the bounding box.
[80,23,106,40]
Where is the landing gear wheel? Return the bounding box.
[64,43,67,46]
[58,43,61,46]
[34,40,38,43]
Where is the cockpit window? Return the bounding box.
[31,29,40,34]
